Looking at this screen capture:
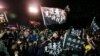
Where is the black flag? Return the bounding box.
[41,7,66,25]
[90,17,99,32]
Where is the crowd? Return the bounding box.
[0,26,100,56]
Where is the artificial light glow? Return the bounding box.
[30,21,35,24]
[28,5,38,14]
[0,5,4,9]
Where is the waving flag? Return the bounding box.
[0,12,8,23]
[90,17,99,32]
[63,29,85,50]
[41,7,66,25]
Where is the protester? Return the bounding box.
[0,26,99,56]
[0,39,9,56]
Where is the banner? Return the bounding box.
[90,17,99,32]
[0,12,8,23]
[63,35,85,50]
[70,28,81,36]
[41,7,66,25]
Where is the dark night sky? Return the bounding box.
[1,0,100,29]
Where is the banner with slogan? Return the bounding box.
[0,12,8,23]
[90,17,99,32]
[63,35,86,50]
[41,7,66,25]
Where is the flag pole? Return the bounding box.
[91,16,95,27]
[36,0,47,28]
[40,7,47,28]
[4,12,8,22]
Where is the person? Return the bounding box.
[92,35,100,56]
[27,41,35,56]
[44,32,63,56]
[21,42,28,56]
[0,39,9,56]
[27,30,37,43]
[37,32,50,56]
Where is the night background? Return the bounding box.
[1,0,100,29]
[0,0,100,56]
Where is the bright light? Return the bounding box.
[30,21,35,24]
[0,5,4,9]
[28,5,38,14]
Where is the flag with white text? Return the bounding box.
[90,17,99,32]
[41,7,66,25]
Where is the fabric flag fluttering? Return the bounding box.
[0,12,8,23]
[90,17,99,32]
[41,7,66,26]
